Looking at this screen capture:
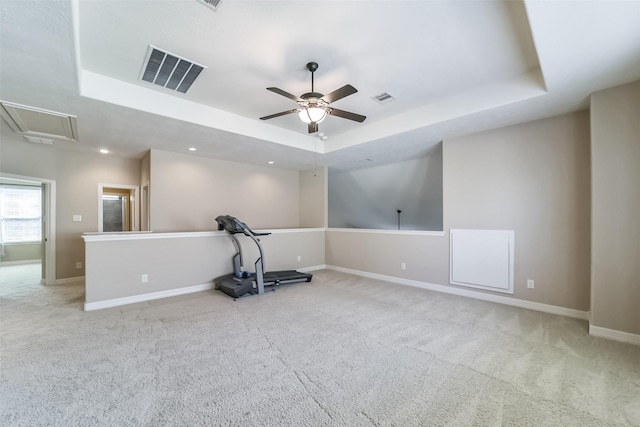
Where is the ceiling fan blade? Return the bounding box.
[267,87,302,102]
[328,108,366,123]
[322,84,357,104]
[308,122,318,133]
[259,109,299,120]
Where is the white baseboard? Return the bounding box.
[326,265,589,321]
[84,283,214,311]
[589,325,640,346]
[55,276,85,285]
[298,264,327,273]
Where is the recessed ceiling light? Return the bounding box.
[268,161,275,164]
[100,149,109,154]
[188,147,197,151]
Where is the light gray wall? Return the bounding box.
[590,80,640,335]
[84,230,324,304]
[445,111,591,310]
[327,111,591,311]
[326,230,449,285]
[0,242,41,263]
[328,145,443,231]
[0,133,141,279]
[299,167,327,228]
[149,149,300,232]
[0,126,58,179]
[54,150,140,279]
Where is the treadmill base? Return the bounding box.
[214,270,313,299]
[215,275,256,298]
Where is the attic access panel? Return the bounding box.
[0,101,79,142]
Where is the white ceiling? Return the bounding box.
[1,0,640,171]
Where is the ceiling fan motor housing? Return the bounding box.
[301,92,324,100]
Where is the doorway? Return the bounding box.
[0,173,56,285]
[98,184,139,232]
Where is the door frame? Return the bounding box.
[97,183,139,232]
[0,172,56,285]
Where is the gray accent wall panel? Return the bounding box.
[328,145,443,231]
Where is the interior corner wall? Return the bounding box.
[299,166,327,228]
[590,80,640,335]
[148,149,299,232]
[0,133,141,279]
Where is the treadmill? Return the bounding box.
[214,215,312,299]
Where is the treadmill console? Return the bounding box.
[215,215,246,234]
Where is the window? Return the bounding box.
[0,185,42,243]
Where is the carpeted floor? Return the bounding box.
[1,264,639,426]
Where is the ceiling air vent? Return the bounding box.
[140,46,207,94]
[373,92,396,105]
[196,0,222,11]
[0,101,79,142]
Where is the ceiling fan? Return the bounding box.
[259,62,366,133]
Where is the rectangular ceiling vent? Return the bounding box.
[140,46,207,94]
[373,92,396,105]
[196,0,222,11]
[0,101,79,142]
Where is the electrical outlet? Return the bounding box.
[527,279,535,289]
[75,262,82,269]
[73,215,82,222]
[401,262,406,270]
[141,274,148,283]
[297,255,301,262]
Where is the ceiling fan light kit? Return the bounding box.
[260,62,366,133]
[298,106,328,124]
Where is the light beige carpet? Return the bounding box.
[1,264,639,426]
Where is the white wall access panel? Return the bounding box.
[450,229,514,294]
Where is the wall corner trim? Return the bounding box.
[589,325,640,346]
[325,265,589,321]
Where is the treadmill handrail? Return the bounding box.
[233,218,271,237]
[215,215,272,237]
